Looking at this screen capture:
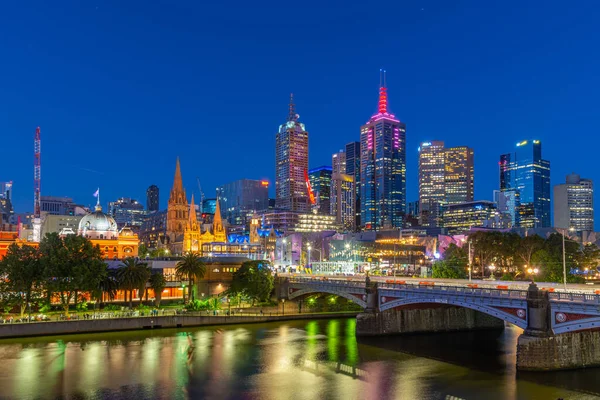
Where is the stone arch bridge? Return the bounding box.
[277,276,600,371]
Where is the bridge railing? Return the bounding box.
[288,277,366,288]
[378,282,529,299]
[549,292,600,304]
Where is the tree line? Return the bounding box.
[436,231,599,283]
[0,233,211,318]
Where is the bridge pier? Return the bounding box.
[517,282,600,371]
[356,305,505,337]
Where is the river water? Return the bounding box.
[0,319,598,400]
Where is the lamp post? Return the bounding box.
[560,227,575,290]
[307,244,312,269]
[527,267,539,283]
[281,298,286,316]
[488,264,496,280]
[227,297,231,316]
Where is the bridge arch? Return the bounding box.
[288,288,367,308]
[379,297,528,330]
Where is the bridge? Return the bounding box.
[277,275,600,371]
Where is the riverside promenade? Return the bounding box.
[0,311,359,339]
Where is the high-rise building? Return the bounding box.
[216,179,270,226]
[442,200,498,234]
[345,141,361,230]
[500,140,550,228]
[554,173,594,232]
[308,166,332,215]
[360,71,406,230]
[418,142,474,227]
[0,182,12,202]
[0,182,13,223]
[108,197,147,230]
[418,141,446,227]
[275,94,309,212]
[202,198,217,215]
[332,150,346,175]
[494,189,520,228]
[331,173,355,231]
[146,185,159,212]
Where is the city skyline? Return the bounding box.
[1,2,600,229]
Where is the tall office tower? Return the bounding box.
[216,179,270,226]
[332,150,346,175]
[40,196,82,216]
[500,140,550,228]
[418,141,446,227]
[108,197,148,230]
[554,173,594,232]
[0,181,13,202]
[444,146,474,205]
[360,71,406,230]
[345,141,361,230]
[308,166,332,215]
[494,189,520,228]
[275,94,309,212]
[331,173,355,231]
[146,185,159,212]
[0,181,14,221]
[418,142,475,227]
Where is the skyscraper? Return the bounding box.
[418,142,474,227]
[345,141,361,230]
[332,150,346,175]
[331,173,355,231]
[418,141,446,227]
[360,71,406,230]
[275,94,309,212]
[108,197,147,230]
[500,140,550,228]
[146,185,159,212]
[216,179,270,226]
[308,166,332,215]
[554,173,594,232]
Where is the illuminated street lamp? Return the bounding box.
[307,244,312,268]
[227,297,231,316]
[488,264,496,280]
[527,267,540,282]
[281,298,286,315]
[364,265,371,277]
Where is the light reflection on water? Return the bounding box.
[0,319,598,399]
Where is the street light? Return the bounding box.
[281,298,286,315]
[307,244,312,268]
[560,227,575,290]
[227,297,231,316]
[527,267,539,282]
[488,264,496,280]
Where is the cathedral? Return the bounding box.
[167,158,227,255]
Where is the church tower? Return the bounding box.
[212,198,227,243]
[249,215,260,244]
[167,157,188,237]
[183,194,201,253]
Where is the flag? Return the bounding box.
[93,188,99,198]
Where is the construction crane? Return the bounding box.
[196,177,205,214]
[32,127,42,242]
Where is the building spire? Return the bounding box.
[172,157,184,193]
[288,93,296,121]
[188,194,197,228]
[378,69,388,114]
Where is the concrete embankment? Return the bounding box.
[0,312,358,339]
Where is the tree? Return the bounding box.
[228,260,274,306]
[137,266,152,305]
[532,233,581,283]
[0,244,43,318]
[432,261,467,279]
[116,257,150,309]
[138,244,149,258]
[443,243,468,269]
[176,253,206,303]
[92,270,119,309]
[149,273,167,307]
[515,234,545,275]
[469,231,500,277]
[41,233,107,316]
[495,233,521,273]
[577,243,600,272]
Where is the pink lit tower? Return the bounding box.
[359,70,406,230]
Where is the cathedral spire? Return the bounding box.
[172,157,184,193]
[213,197,226,242]
[188,194,197,228]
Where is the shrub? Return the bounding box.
[76,302,88,312]
[103,304,121,311]
[500,273,514,281]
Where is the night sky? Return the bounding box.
[1,1,599,228]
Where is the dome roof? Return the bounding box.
[78,205,118,239]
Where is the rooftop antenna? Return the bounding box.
[288,93,296,121]
[378,69,388,114]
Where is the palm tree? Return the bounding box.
[92,270,119,309]
[116,257,149,309]
[137,266,152,306]
[149,273,167,307]
[176,253,206,303]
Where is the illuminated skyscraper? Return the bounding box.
[216,179,270,225]
[308,166,332,215]
[360,71,406,230]
[554,173,594,232]
[331,173,355,231]
[419,142,474,227]
[332,150,346,175]
[345,141,361,230]
[500,140,550,228]
[275,94,309,212]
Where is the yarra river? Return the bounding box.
[0,319,599,400]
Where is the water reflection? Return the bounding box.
[0,320,597,399]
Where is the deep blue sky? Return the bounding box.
[2,1,600,227]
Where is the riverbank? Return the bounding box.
[0,311,359,339]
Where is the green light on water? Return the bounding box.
[327,320,339,362]
[345,319,358,365]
